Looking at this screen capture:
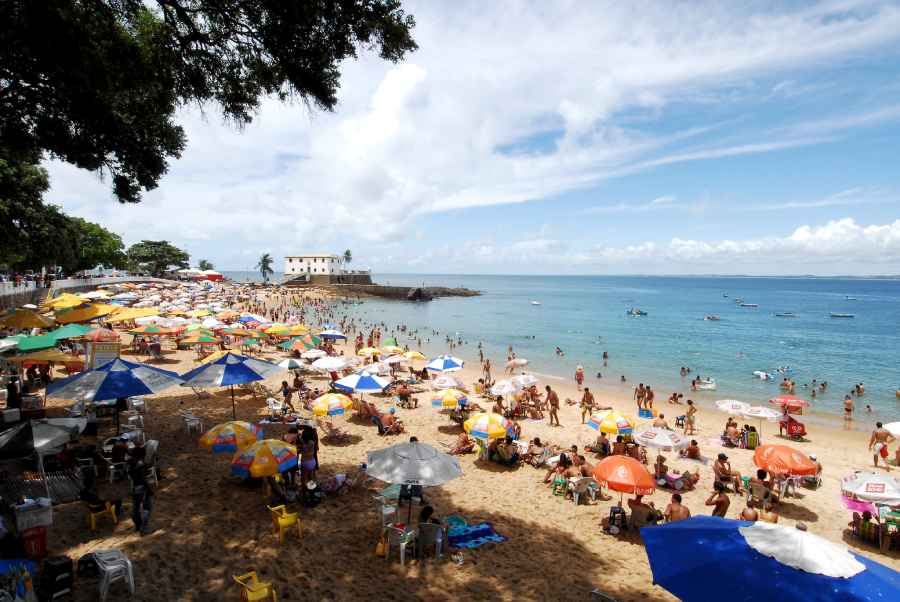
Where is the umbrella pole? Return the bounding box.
[231,385,236,421]
[39,453,52,502]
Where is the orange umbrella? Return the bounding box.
[768,395,809,408]
[83,328,121,342]
[753,444,817,476]
[591,456,656,501]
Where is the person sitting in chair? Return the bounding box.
[452,432,476,455]
[653,455,669,481]
[714,453,745,494]
[381,408,407,434]
[594,432,610,455]
[750,469,779,503]
[80,471,122,515]
[611,435,628,456]
[628,494,662,522]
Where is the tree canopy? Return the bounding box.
[197,259,214,271]
[127,240,190,276]
[1,0,418,204]
[256,253,274,281]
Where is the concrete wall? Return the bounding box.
[0,277,181,310]
[308,274,373,286]
[322,284,479,300]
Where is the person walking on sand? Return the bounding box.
[645,386,655,409]
[546,385,561,426]
[634,383,646,411]
[581,388,595,424]
[684,400,696,436]
[575,366,584,391]
[870,422,896,471]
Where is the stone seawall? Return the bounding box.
[322,284,479,301]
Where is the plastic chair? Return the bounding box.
[629,505,659,530]
[83,501,117,530]
[552,475,568,495]
[385,526,415,565]
[416,523,443,560]
[266,397,286,418]
[568,477,596,505]
[372,495,399,526]
[233,572,277,601]
[713,465,740,494]
[103,457,128,485]
[179,410,202,434]
[128,396,147,413]
[267,505,301,543]
[746,482,772,509]
[77,456,98,476]
[94,548,135,602]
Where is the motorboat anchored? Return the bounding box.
[703,316,720,321]
[830,312,854,318]
[774,313,795,317]
[531,301,541,305]
[628,309,648,316]
[740,303,758,307]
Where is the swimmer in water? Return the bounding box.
[621,375,626,382]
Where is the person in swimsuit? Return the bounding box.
[634,383,645,411]
[279,381,298,412]
[684,400,696,435]
[298,429,317,488]
[546,386,561,426]
[870,422,896,471]
[581,388,595,424]
[575,366,584,391]
[282,427,301,483]
[705,482,730,517]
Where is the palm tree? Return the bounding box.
[341,250,352,267]
[197,259,214,271]
[256,253,274,282]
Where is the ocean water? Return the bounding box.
[284,274,899,426]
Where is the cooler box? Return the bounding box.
[22,526,46,561]
[14,504,54,532]
[638,409,658,419]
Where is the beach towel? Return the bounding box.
[448,522,508,549]
[526,418,547,424]
[836,493,876,515]
[705,438,724,447]
[677,455,709,466]
[378,484,403,499]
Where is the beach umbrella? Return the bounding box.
[301,349,326,359]
[317,329,347,340]
[127,325,172,335]
[425,354,465,373]
[769,394,810,408]
[511,374,541,388]
[310,393,354,416]
[289,324,309,332]
[264,325,288,334]
[0,309,55,328]
[490,379,523,396]
[882,422,900,438]
[631,427,691,453]
[322,323,335,329]
[334,370,390,394]
[105,307,161,322]
[464,412,513,440]
[840,472,900,505]
[366,441,463,487]
[46,358,183,401]
[246,330,270,339]
[591,455,655,504]
[643,516,900,602]
[383,338,397,347]
[83,328,121,342]
[223,327,255,337]
[47,294,88,309]
[361,361,391,375]
[381,345,403,354]
[402,351,425,360]
[753,444,818,476]
[587,410,635,435]
[276,358,306,370]
[11,334,58,353]
[54,303,117,324]
[8,349,84,366]
[0,339,19,353]
[383,355,409,364]
[278,338,314,352]
[199,421,263,452]
[179,353,284,420]
[311,357,350,372]
[431,374,464,390]
[738,406,781,437]
[505,358,530,367]
[189,309,212,317]
[358,347,382,356]
[231,440,298,478]
[45,324,94,340]
[715,399,751,415]
[179,334,221,346]
[431,389,468,407]
[0,419,86,500]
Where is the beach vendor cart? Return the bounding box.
[770,395,809,441]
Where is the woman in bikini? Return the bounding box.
[298,430,317,489]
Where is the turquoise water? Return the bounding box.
[292,274,899,425]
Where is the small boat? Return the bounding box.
[775,313,795,317]
[723,294,729,297]
[845,296,857,300]
[703,316,720,321]
[531,301,541,306]
[830,312,854,318]
[628,309,648,316]
[740,303,758,307]
[733,299,742,303]
[696,379,716,390]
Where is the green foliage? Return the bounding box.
[256,253,274,281]
[127,240,190,276]
[69,218,128,273]
[0,147,51,267]
[197,259,214,271]
[1,0,417,204]
[342,250,353,266]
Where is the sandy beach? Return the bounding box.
[19,286,900,602]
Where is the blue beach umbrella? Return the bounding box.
[46,358,183,401]
[316,329,347,340]
[179,353,284,420]
[322,323,335,329]
[334,369,390,394]
[642,516,900,602]
[425,354,465,373]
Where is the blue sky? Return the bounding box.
[45,0,900,275]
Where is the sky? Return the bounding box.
[44,0,900,276]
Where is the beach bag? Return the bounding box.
[376,533,387,557]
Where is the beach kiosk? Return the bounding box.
[770,394,809,441]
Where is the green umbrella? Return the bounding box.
[46,324,94,340]
[13,334,58,353]
[278,337,316,351]
[384,338,398,347]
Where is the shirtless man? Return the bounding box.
[491,397,506,415]
[645,386,655,409]
[684,400,697,436]
[581,388,595,424]
[546,386,561,426]
[749,469,779,503]
[714,453,745,493]
[453,432,476,455]
[725,422,741,446]
[869,422,896,471]
[653,414,669,429]
[483,360,492,383]
[611,436,628,456]
[628,494,662,522]
[380,409,407,434]
[665,493,691,522]
[634,383,646,411]
[740,505,759,522]
[706,482,731,517]
[844,395,854,422]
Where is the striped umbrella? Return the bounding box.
[587,410,635,435]
[382,345,403,354]
[199,421,263,452]
[46,358,183,401]
[403,351,425,360]
[310,393,354,416]
[358,347,383,356]
[128,325,172,335]
[425,354,465,373]
[222,327,255,337]
[179,353,284,420]
[317,329,347,340]
[278,337,316,351]
[464,412,513,440]
[276,358,306,370]
[179,334,221,346]
[334,369,390,394]
[231,440,297,478]
[431,389,468,407]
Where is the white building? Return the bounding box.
[284,254,341,276]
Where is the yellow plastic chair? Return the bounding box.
[267,505,301,543]
[83,501,117,530]
[233,572,276,602]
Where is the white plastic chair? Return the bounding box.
[384,526,414,566]
[179,410,202,434]
[372,495,399,527]
[568,477,597,505]
[94,548,135,602]
[76,456,98,476]
[266,397,287,419]
[128,396,147,413]
[103,457,128,485]
[416,523,443,560]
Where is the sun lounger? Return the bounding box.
[324,421,350,443]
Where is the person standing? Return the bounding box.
[483,359,492,384]
[844,395,855,421]
[634,383,646,411]
[581,388,594,424]
[870,422,896,471]
[128,447,154,536]
[645,386,655,409]
[684,400,696,436]
[575,366,584,391]
[546,385,561,426]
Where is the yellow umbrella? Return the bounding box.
[7,349,84,365]
[358,347,382,356]
[46,294,87,309]
[201,350,240,364]
[264,325,289,334]
[166,308,188,316]
[381,345,403,354]
[189,309,211,317]
[217,310,239,318]
[289,324,310,332]
[0,309,55,328]
[105,307,162,323]
[310,393,354,416]
[403,351,425,360]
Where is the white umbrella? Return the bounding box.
[738,406,781,438]
[367,441,463,487]
[276,358,306,370]
[715,399,751,415]
[312,357,351,372]
[841,471,900,505]
[506,358,529,367]
[383,355,409,364]
[883,422,900,438]
[512,374,541,388]
[631,427,691,453]
[490,379,523,396]
[739,522,864,579]
[431,375,463,390]
[363,362,391,375]
[301,350,326,359]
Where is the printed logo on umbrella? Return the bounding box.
[641,431,658,439]
[662,446,672,451]
[866,484,886,493]
[256,457,269,464]
[846,474,858,482]
[617,466,628,479]
[668,433,680,442]
[763,448,774,458]
[791,453,802,463]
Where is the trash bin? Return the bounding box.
[22,525,47,560]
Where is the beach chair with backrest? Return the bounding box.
[324,421,350,443]
[366,402,379,418]
[713,464,739,494]
[416,523,444,560]
[191,387,210,399]
[266,397,287,419]
[746,482,772,509]
[475,438,490,461]
[567,477,596,506]
[233,572,276,602]
[342,465,372,494]
[384,525,415,566]
[803,466,823,490]
[179,410,202,435]
[83,501,117,530]
[629,505,660,530]
[372,495,399,526]
[268,505,302,543]
[497,445,520,466]
[95,548,135,602]
[372,414,397,436]
[850,516,881,548]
